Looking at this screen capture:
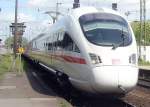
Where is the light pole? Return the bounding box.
[56,2,62,21]
[14,0,18,58]
[124,10,138,20]
[125,11,130,20]
[44,11,63,24]
[44,11,57,24]
[44,2,63,24]
[0,8,1,42]
[139,0,146,60]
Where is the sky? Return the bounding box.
[0,0,150,43]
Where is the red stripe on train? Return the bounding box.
[62,55,86,64]
[50,54,86,64]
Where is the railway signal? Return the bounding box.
[18,47,24,54]
[10,23,26,56]
[9,22,26,75]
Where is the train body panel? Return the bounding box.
[91,66,138,93]
[25,7,139,96]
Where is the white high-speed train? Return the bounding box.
[26,7,139,96]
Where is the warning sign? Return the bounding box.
[18,47,24,54]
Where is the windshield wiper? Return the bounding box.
[112,28,127,50]
[112,42,123,50]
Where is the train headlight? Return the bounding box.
[129,54,136,64]
[89,53,102,64]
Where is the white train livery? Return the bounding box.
[26,7,139,96]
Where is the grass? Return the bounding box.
[0,54,12,78]
[59,100,70,107]
[10,54,26,74]
[138,59,150,66]
[0,54,25,79]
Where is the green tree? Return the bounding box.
[131,21,150,45]
[5,36,28,48]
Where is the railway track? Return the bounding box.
[138,69,150,88]
[138,78,150,88]
[22,55,150,107]
[120,101,136,107]
[23,56,136,107]
[34,68,136,107]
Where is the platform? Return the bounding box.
[139,66,150,71]
[0,72,59,107]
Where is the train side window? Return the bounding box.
[52,33,59,51]
[74,44,80,53]
[62,33,73,51]
[52,33,56,51]
[57,32,64,49]
[48,43,51,50]
[56,33,60,50]
[34,41,37,49]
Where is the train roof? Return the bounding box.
[30,33,45,42]
[69,6,126,20]
[30,7,127,43]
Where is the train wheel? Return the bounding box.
[56,71,69,87]
[56,71,72,97]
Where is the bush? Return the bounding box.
[138,58,150,65]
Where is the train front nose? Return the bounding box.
[91,66,138,94]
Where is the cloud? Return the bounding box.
[27,0,141,7]
[117,0,139,4]
[27,0,149,12]
[147,1,150,9]
[0,13,35,22]
[18,13,36,22]
[41,19,52,26]
[1,0,150,41]
[28,0,49,7]
[28,0,58,8]
[0,13,14,21]
[23,20,52,41]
